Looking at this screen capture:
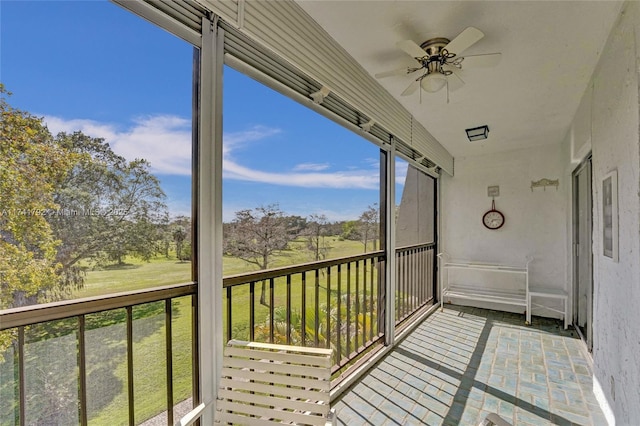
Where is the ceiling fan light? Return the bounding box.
[421,73,447,93]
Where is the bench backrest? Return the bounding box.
[216,340,334,425]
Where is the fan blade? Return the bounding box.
[375,67,414,79]
[396,40,427,59]
[446,69,466,92]
[401,80,420,96]
[460,53,502,68]
[444,26,484,55]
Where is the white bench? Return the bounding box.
[215,340,336,425]
[528,286,569,329]
[438,253,531,321]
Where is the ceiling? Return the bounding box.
[296,1,622,159]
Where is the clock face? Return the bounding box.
[483,210,505,230]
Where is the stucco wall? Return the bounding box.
[578,1,640,423]
[441,143,568,315]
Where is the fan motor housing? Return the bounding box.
[420,37,450,56]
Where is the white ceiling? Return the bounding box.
[296,1,622,159]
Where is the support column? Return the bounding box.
[198,16,224,424]
[383,140,396,345]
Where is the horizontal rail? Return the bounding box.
[395,242,435,253]
[223,250,384,287]
[0,282,197,330]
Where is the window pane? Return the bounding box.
[1,2,196,425]
[222,66,381,276]
[0,0,193,308]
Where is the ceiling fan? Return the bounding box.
[376,27,501,97]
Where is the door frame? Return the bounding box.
[572,154,593,351]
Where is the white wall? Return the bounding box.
[441,143,568,315]
[569,1,640,423]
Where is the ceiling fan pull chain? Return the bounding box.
[446,80,450,104]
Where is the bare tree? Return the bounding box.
[359,204,379,252]
[223,204,296,305]
[305,214,332,261]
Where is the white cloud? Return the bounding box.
[222,126,378,189]
[45,116,118,141]
[44,114,192,175]
[43,116,379,189]
[395,160,409,184]
[293,163,330,172]
[224,126,281,149]
[224,158,378,189]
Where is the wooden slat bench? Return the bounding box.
[216,340,336,426]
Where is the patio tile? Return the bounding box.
[333,305,605,426]
[423,411,444,425]
[460,406,481,424]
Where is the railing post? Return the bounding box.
[165,299,174,425]
[286,274,292,345]
[18,326,25,426]
[249,282,255,341]
[336,264,342,363]
[78,315,88,426]
[226,287,232,342]
[301,272,306,346]
[314,269,320,347]
[354,261,360,352]
[126,306,135,425]
[269,278,275,343]
[326,267,331,350]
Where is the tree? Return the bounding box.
[284,215,307,238]
[340,220,361,241]
[223,205,297,305]
[359,204,379,252]
[0,84,77,311]
[304,214,331,261]
[48,131,167,271]
[172,226,187,261]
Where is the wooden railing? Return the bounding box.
[0,283,198,426]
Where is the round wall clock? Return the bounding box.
[483,200,505,230]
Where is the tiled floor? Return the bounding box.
[333,305,606,426]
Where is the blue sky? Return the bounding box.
[1,0,405,222]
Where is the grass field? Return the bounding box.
[0,237,376,425]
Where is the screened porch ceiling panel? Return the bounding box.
[123,0,622,171]
[296,1,623,158]
[195,0,456,175]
